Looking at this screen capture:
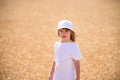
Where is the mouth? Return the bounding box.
[62,36,66,38]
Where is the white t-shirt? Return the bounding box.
[53,41,83,80]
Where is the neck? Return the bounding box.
[61,40,72,43]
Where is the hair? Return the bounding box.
[58,28,76,42]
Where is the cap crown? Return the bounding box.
[57,20,74,31]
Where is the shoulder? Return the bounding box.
[70,42,81,52]
[54,41,60,45]
[54,41,60,47]
[71,42,80,48]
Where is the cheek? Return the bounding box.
[58,32,62,36]
[67,32,71,37]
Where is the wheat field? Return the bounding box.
[0,0,120,80]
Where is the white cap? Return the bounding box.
[57,20,74,31]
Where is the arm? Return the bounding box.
[49,61,55,80]
[73,60,80,80]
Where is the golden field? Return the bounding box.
[0,0,120,80]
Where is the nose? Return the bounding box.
[61,32,66,35]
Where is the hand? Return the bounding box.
[49,75,53,80]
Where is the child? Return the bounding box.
[49,20,83,80]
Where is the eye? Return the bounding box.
[60,30,62,32]
[65,30,68,32]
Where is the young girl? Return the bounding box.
[49,20,83,80]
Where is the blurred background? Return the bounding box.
[0,0,120,80]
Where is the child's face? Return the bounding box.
[58,28,71,42]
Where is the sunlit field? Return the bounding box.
[0,0,120,80]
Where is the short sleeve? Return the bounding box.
[54,42,58,61]
[71,44,83,60]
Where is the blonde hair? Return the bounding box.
[58,28,76,42]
